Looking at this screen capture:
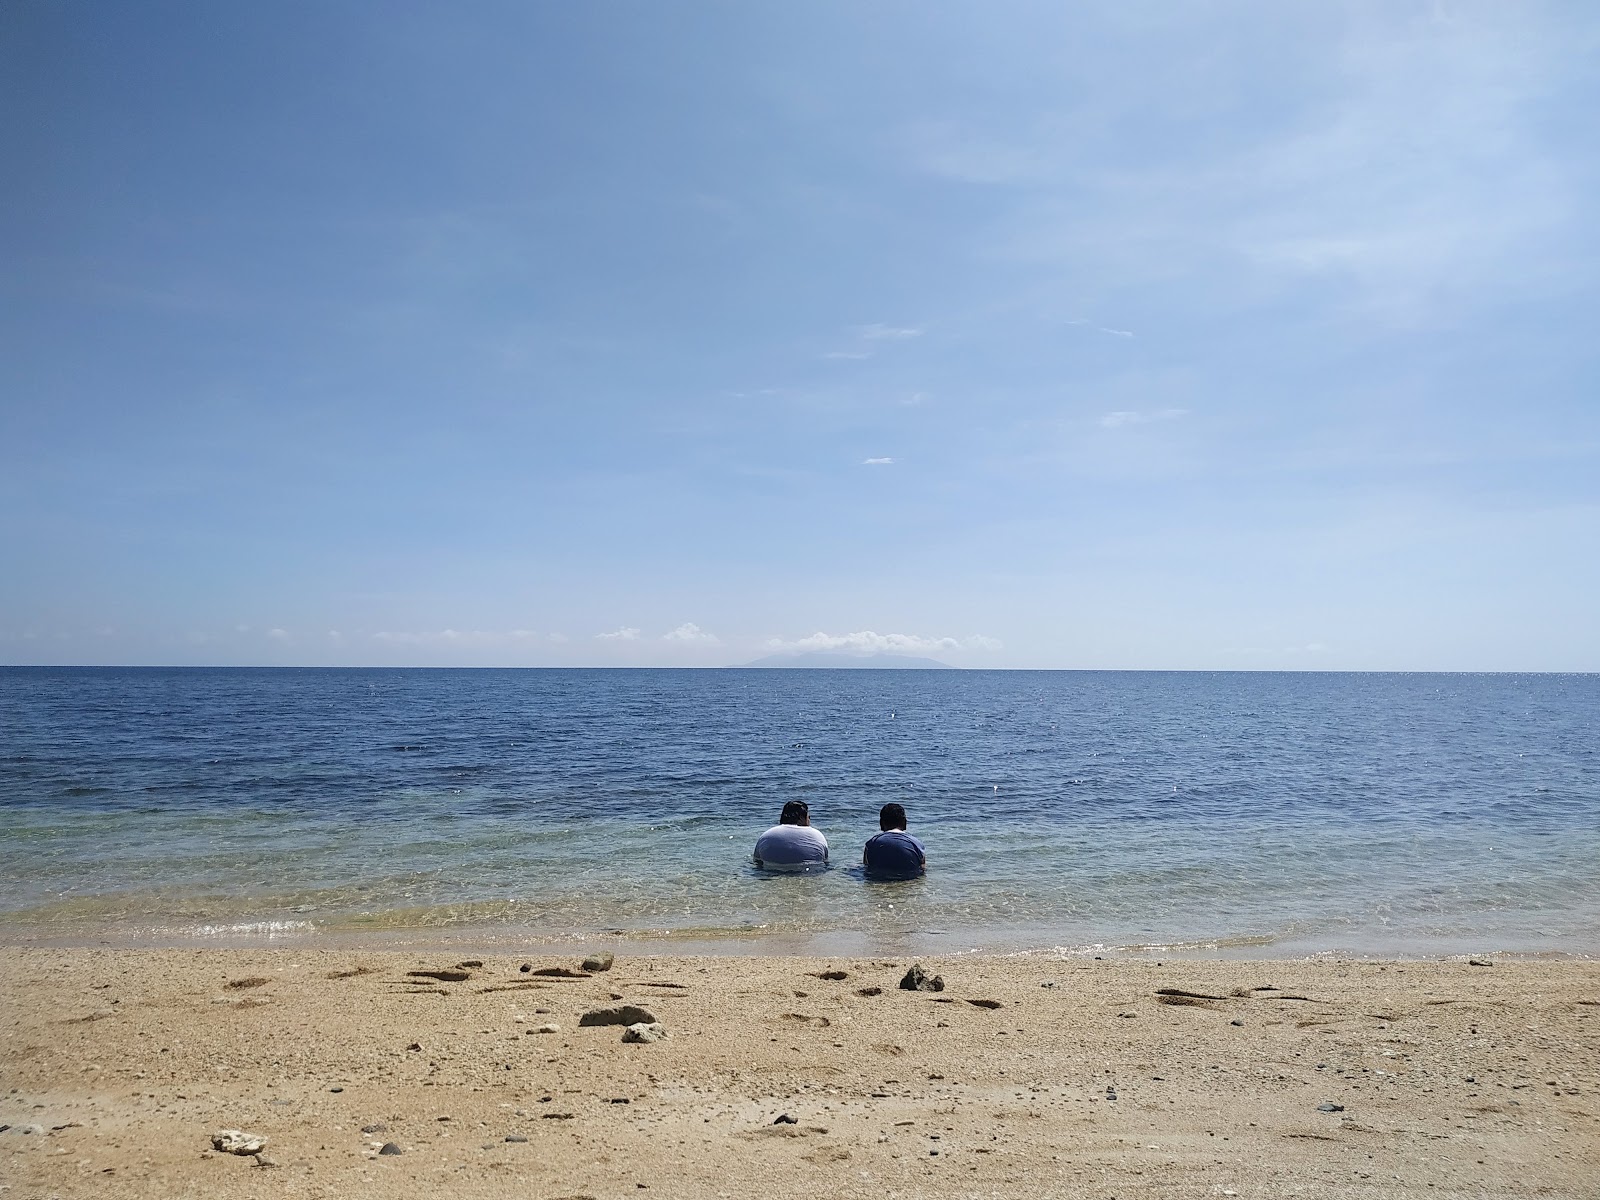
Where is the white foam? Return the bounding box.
[183,920,315,938]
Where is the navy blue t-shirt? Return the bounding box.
[863,830,925,878]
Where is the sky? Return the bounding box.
[3,1,1598,670]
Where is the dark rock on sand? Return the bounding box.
[900,964,945,992]
[773,1113,798,1125]
[582,951,616,972]
[1318,1103,1345,1113]
[378,1142,404,1155]
[407,969,471,983]
[579,1004,658,1027]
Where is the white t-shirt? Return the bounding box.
[753,823,829,870]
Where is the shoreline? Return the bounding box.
[2,918,1596,963]
[4,946,1596,1197]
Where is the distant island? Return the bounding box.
[737,651,955,669]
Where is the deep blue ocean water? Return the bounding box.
[1,667,1596,957]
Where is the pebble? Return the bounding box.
[582,951,616,972]
[361,1123,388,1134]
[773,1113,798,1125]
[1229,1019,1245,1027]
[579,1004,658,1027]
[536,1023,561,1034]
[253,1154,280,1169]
[379,1142,404,1155]
[1318,1103,1345,1113]
[1469,959,1493,967]
[621,1022,668,1043]
[505,1135,528,1143]
[212,1130,268,1155]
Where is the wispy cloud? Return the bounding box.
[765,630,1002,656]
[267,627,291,643]
[858,323,923,340]
[862,456,897,465]
[373,629,551,646]
[595,626,641,641]
[662,622,719,644]
[1099,408,1189,429]
[1066,318,1134,338]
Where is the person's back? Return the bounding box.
[753,800,828,871]
[863,802,925,879]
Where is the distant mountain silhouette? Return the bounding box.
[738,651,954,669]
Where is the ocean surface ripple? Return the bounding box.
[1,667,1596,956]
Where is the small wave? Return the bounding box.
[181,920,316,938]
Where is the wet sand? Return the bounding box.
[2,948,1596,1198]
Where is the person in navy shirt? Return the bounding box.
[862,802,926,879]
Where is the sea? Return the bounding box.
[1,667,1596,959]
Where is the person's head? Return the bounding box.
[879,802,908,832]
[780,800,811,826]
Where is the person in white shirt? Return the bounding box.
[752,800,828,871]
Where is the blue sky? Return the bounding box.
[3,1,1597,669]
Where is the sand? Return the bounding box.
[1,947,1596,1198]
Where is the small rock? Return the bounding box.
[520,963,532,973]
[1469,959,1494,967]
[12,1123,46,1136]
[407,969,471,982]
[773,1113,798,1125]
[378,1141,404,1155]
[536,1023,560,1034]
[253,1154,280,1168]
[329,1086,343,1093]
[456,959,483,968]
[1229,1019,1245,1027]
[899,964,945,992]
[505,1134,528,1143]
[621,1022,668,1043]
[406,1042,421,1051]
[856,986,882,997]
[1106,1088,1118,1101]
[579,1004,658,1027]
[212,1130,268,1155]
[582,951,616,972]
[361,1123,388,1134]
[1117,1011,1137,1018]
[1318,1103,1345,1113]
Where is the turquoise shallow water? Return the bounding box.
[1,668,1596,956]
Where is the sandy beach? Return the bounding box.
[2,948,1596,1198]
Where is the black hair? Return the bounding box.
[879,802,908,831]
[780,800,810,825]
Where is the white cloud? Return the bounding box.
[267,627,291,643]
[765,630,1002,656]
[663,622,719,644]
[1066,318,1134,338]
[862,456,896,465]
[372,628,546,647]
[1099,408,1189,429]
[858,323,923,340]
[596,626,641,641]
